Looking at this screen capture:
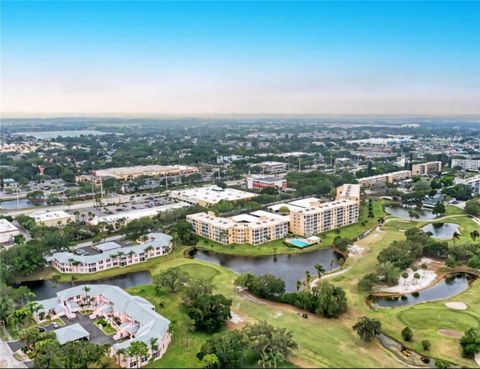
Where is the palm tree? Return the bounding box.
[144,245,154,256]
[402,271,409,285]
[470,230,479,242]
[314,263,326,279]
[149,337,159,359]
[127,250,136,262]
[452,231,460,245]
[413,272,421,285]
[83,286,91,299]
[304,270,311,290]
[296,280,302,292]
[70,275,78,286]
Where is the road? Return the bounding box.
[73,234,124,249]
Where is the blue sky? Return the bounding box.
[1,1,479,115]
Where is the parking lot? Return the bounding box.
[59,313,115,346]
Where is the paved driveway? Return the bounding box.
[61,313,115,346]
[0,339,26,368]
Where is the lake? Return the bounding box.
[0,199,44,210]
[371,274,472,308]
[384,205,436,220]
[421,223,460,239]
[20,270,152,300]
[191,248,341,291]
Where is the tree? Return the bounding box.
[402,271,409,285]
[278,206,290,215]
[235,273,285,300]
[197,331,248,368]
[83,286,91,299]
[128,341,149,367]
[460,328,480,358]
[432,202,446,217]
[124,218,153,240]
[470,230,480,242]
[401,327,413,341]
[376,262,401,285]
[357,273,379,292]
[413,272,421,285]
[314,263,325,279]
[452,231,460,246]
[421,339,431,351]
[175,220,199,245]
[153,267,191,293]
[243,321,297,369]
[352,316,382,342]
[200,354,220,369]
[182,278,214,307]
[188,294,232,333]
[465,199,480,216]
[315,282,348,318]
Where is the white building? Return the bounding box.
[0,219,20,244]
[34,285,171,368]
[169,185,257,207]
[456,175,480,196]
[451,159,480,171]
[257,161,288,174]
[90,202,190,226]
[32,210,75,226]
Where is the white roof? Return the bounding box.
[0,219,19,233]
[268,203,304,212]
[90,202,189,225]
[55,323,90,345]
[38,284,170,350]
[32,210,73,222]
[289,197,321,208]
[170,185,257,204]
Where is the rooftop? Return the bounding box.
[32,210,73,222]
[0,219,19,233]
[55,323,90,345]
[170,185,257,204]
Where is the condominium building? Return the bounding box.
[451,159,480,171]
[45,233,172,273]
[93,165,198,181]
[258,161,288,174]
[169,185,257,207]
[357,170,411,186]
[336,184,361,203]
[246,175,287,190]
[0,219,20,244]
[187,211,289,245]
[456,175,480,196]
[32,210,75,226]
[33,285,170,368]
[411,161,442,176]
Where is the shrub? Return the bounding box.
[421,339,431,351]
[401,327,413,341]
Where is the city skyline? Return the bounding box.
[1,1,479,116]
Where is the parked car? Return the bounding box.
[51,322,60,329]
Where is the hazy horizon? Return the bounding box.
[2,1,479,116]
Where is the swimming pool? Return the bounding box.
[289,239,311,248]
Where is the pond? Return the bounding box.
[421,223,460,239]
[191,248,341,292]
[384,205,436,220]
[0,199,44,210]
[19,270,152,300]
[371,274,473,308]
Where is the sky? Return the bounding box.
[1,1,479,116]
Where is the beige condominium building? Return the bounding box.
[411,161,442,176]
[32,210,75,227]
[93,165,198,181]
[357,170,411,186]
[187,210,289,245]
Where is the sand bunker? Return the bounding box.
[229,311,243,324]
[438,329,463,338]
[382,268,437,294]
[445,302,467,310]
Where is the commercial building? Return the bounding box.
[169,185,257,207]
[90,202,190,227]
[258,161,288,174]
[93,165,198,181]
[187,211,289,245]
[456,175,480,196]
[0,219,20,244]
[246,175,287,190]
[357,170,411,186]
[451,159,480,171]
[336,184,361,203]
[411,161,442,176]
[32,210,75,226]
[46,232,172,273]
[34,284,171,368]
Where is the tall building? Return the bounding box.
[451,159,480,171]
[187,211,289,245]
[456,175,480,196]
[357,170,411,186]
[411,161,442,176]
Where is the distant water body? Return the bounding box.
[14,130,110,139]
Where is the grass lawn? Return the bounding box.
[39,318,65,328]
[127,258,401,368]
[94,319,117,335]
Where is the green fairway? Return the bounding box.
[398,307,480,331]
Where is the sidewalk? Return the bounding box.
[0,339,26,368]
